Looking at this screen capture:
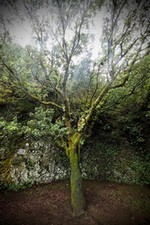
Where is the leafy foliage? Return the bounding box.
[92,55,150,149]
[1,116,21,136]
[23,106,68,140]
[0,106,68,143]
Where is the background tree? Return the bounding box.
[0,0,149,215]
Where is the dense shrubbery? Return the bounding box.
[0,106,68,144]
[93,55,150,154]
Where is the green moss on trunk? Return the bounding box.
[69,148,86,216]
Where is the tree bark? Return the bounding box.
[69,147,86,216]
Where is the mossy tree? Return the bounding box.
[0,0,149,215]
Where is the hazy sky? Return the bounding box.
[0,1,104,59]
[0,0,149,61]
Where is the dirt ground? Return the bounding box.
[0,180,149,225]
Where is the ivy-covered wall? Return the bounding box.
[0,136,149,190]
[0,140,69,190]
[81,139,150,185]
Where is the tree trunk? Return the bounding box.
[69,147,86,216]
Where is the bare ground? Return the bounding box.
[0,180,149,225]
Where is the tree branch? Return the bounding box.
[2,60,63,110]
